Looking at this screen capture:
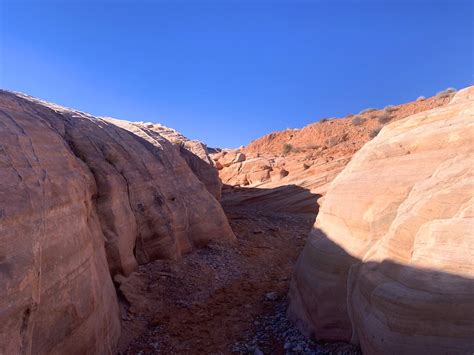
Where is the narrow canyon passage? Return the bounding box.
[118,185,359,354]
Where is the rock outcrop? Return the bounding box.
[288,87,474,353]
[103,118,222,200]
[213,93,453,210]
[102,117,222,200]
[0,90,234,354]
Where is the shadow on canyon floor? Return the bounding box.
[221,183,321,215]
[288,226,474,353]
[119,183,324,354]
[120,182,473,353]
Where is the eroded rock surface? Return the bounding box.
[213,93,452,212]
[0,90,234,354]
[288,87,474,354]
[104,118,222,200]
[0,92,121,354]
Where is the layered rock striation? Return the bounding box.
[104,118,222,200]
[0,90,234,354]
[288,87,474,353]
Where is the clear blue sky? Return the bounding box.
[1,0,472,148]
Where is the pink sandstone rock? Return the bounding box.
[0,90,235,354]
[102,118,223,200]
[0,92,121,354]
[288,86,474,354]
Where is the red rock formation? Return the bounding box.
[0,92,121,354]
[213,92,452,212]
[288,86,474,353]
[0,90,234,354]
[243,94,453,156]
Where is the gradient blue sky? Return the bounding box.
[1,0,472,148]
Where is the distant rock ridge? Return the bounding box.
[0,90,234,354]
[212,90,454,212]
[288,86,474,353]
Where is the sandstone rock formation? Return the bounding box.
[103,118,222,200]
[214,92,452,212]
[0,90,234,354]
[288,86,474,354]
[179,140,223,200]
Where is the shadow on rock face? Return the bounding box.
[179,144,222,200]
[288,227,474,354]
[221,183,321,215]
[0,90,235,355]
[286,86,474,354]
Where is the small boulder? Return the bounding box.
[233,152,246,163]
[265,292,278,301]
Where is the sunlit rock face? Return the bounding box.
[288,87,474,354]
[212,93,452,212]
[0,91,121,354]
[104,117,223,200]
[0,90,234,354]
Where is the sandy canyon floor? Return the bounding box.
[117,185,360,354]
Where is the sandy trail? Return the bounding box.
[118,186,359,354]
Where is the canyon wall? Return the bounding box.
[288,87,474,353]
[0,90,234,354]
[104,118,223,200]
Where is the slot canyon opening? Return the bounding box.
[116,184,359,354]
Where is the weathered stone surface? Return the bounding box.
[103,118,222,200]
[179,140,223,200]
[0,92,121,354]
[288,86,474,354]
[234,152,246,163]
[0,90,235,354]
[213,93,452,212]
[219,150,240,168]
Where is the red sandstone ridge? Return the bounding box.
[212,91,454,212]
[0,90,234,354]
[288,86,474,353]
[243,93,453,156]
